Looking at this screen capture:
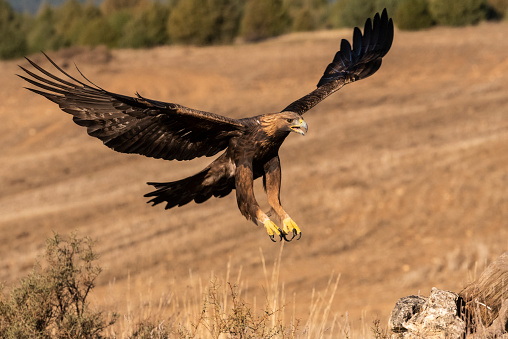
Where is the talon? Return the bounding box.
[282,232,296,242]
[263,220,281,242]
[282,218,302,240]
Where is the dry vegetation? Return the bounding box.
[0,22,507,337]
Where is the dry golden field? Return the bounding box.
[1,22,508,337]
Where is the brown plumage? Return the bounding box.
[19,10,393,241]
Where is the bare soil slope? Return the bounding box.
[1,22,507,335]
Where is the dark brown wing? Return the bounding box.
[18,53,245,161]
[282,9,394,115]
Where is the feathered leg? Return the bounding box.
[235,162,282,241]
[263,156,301,241]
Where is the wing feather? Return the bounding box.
[281,9,394,116]
[19,54,245,161]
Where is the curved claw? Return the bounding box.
[294,229,302,240]
[282,234,295,242]
[282,218,302,241]
[263,220,282,242]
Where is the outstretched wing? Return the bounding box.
[18,54,245,161]
[282,9,394,115]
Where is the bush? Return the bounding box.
[428,0,488,26]
[101,0,147,15]
[293,7,315,32]
[0,0,27,59]
[376,0,402,16]
[0,233,116,338]
[330,0,376,27]
[396,0,434,30]
[240,0,291,41]
[107,10,134,48]
[120,2,170,48]
[26,5,66,53]
[486,0,508,18]
[53,0,84,47]
[168,0,242,45]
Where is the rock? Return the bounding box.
[389,288,466,339]
[389,295,427,333]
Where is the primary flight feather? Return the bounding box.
[19,10,393,242]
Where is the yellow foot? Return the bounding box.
[263,220,282,242]
[282,218,302,241]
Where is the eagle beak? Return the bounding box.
[290,118,308,136]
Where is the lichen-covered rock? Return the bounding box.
[390,288,466,339]
[389,295,427,333]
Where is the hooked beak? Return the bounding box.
[290,118,308,136]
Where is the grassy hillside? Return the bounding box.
[1,22,507,337]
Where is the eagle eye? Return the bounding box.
[286,118,293,123]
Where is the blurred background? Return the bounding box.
[1,0,508,60]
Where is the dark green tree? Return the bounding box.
[120,1,170,48]
[26,4,66,53]
[486,0,508,18]
[210,0,243,44]
[375,0,401,16]
[101,0,148,15]
[107,10,134,47]
[396,0,434,30]
[78,5,116,47]
[293,7,314,32]
[168,0,242,45]
[168,0,214,44]
[428,0,488,26]
[329,0,376,27]
[0,0,27,59]
[53,0,84,46]
[240,0,291,41]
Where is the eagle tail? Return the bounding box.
[144,168,234,210]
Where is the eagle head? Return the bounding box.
[277,112,308,136]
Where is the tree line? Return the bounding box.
[1,0,507,60]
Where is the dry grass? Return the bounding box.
[1,22,508,337]
[107,243,351,338]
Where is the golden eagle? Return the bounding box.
[19,10,393,242]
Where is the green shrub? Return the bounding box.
[101,0,147,15]
[396,0,434,30]
[26,5,66,53]
[329,0,376,27]
[240,0,291,41]
[120,2,170,48]
[168,0,242,45]
[0,233,116,338]
[376,0,402,16]
[53,0,84,47]
[0,0,27,59]
[486,0,508,18]
[107,10,134,48]
[428,0,488,26]
[293,7,315,31]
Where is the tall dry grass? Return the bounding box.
[107,242,374,338]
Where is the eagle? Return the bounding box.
[19,10,393,242]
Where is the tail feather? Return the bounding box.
[144,169,235,210]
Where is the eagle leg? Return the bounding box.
[236,162,283,241]
[263,156,302,241]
